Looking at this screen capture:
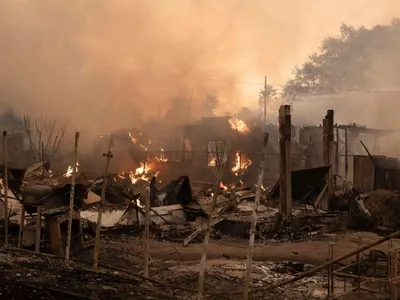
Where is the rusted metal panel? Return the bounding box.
[353,155,374,192]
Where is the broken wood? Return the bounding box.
[93,134,114,269]
[35,206,41,253]
[328,141,335,195]
[143,190,151,279]
[249,230,400,294]
[243,133,269,300]
[18,205,25,248]
[183,217,224,247]
[344,127,348,178]
[279,105,292,217]
[65,132,79,265]
[197,141,231,300]
[3,131,8,247]
[313,183,328,208]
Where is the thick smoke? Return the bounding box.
[1,0,400,139]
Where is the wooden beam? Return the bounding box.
[243,133,269,300]
[279,105,292,217]
[35,207,41,253]
[3,131,9,247]
[344,127,348,178]
[18,205,25,248]
[65,132,80,265]
[93,134,114,269]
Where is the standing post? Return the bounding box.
[3,131,8,247]
[285,112,292,214]
[65,132,80,265]
[263,75,267,127]
[35,207,41,253]
[344,128,348,179]
[324,110,334,196]
[323,119,329,166]
[335,126,339,176]
[41,141,45,179]
[93,134,114,269]
[143,188,150,278]
[243,133,269,300]
[197,142,231,300]
[17,205,25,248]
[330,141,336,185]
[279,105,292,217]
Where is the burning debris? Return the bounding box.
[231,151,252,176]
[229,117,251,134]
[128,160,159,184]
[63,161,79,178]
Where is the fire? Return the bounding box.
[129,133,137,143]
[126,133,167,183]
[135,198,145,208]
[128,160,160,184]
[208,157,216,167]
[231,152,252,175]
[63,161,79,178]
[229,117,251,134]
[155,154,168,162]
[219,182,228,191]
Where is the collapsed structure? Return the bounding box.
[1,106,400,299]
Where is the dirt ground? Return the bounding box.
[0,230,396,299]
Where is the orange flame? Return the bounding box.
[63,161,79,178]
[129,133,137,143]
[128,160,160,184]
[231,152,252,175]
[219,182,228,191]
[229,117,251,134]
[208,157,216,167]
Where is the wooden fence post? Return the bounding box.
[93,134,114,269]
[197,141,231,300]
[3,131,8,247]
[243,133,269,300]
[65,132,79,265]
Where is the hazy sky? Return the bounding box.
[1,0,399,133]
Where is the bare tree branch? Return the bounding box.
[22,115,65,164]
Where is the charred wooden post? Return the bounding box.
[323,119,329,166]
[335,126,339,176]
[2,131,8,247]
[35,207,41,253]
[143,188,150,279]
[93,134,114,269]
[243,133,269,300]
[279,105,292,217]
[197,141,231,300]
[323,110,334,196]
[330,141,336,189]
[344,127,348,178]
[18,205,25,248]
[65,132,79,265]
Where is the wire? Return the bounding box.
[115,68,400,94]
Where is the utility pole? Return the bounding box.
[263,76,267,128]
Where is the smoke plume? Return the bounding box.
[1,0,400,138]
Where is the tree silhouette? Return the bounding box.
[258,85,277,109]
[284,19,400,97]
